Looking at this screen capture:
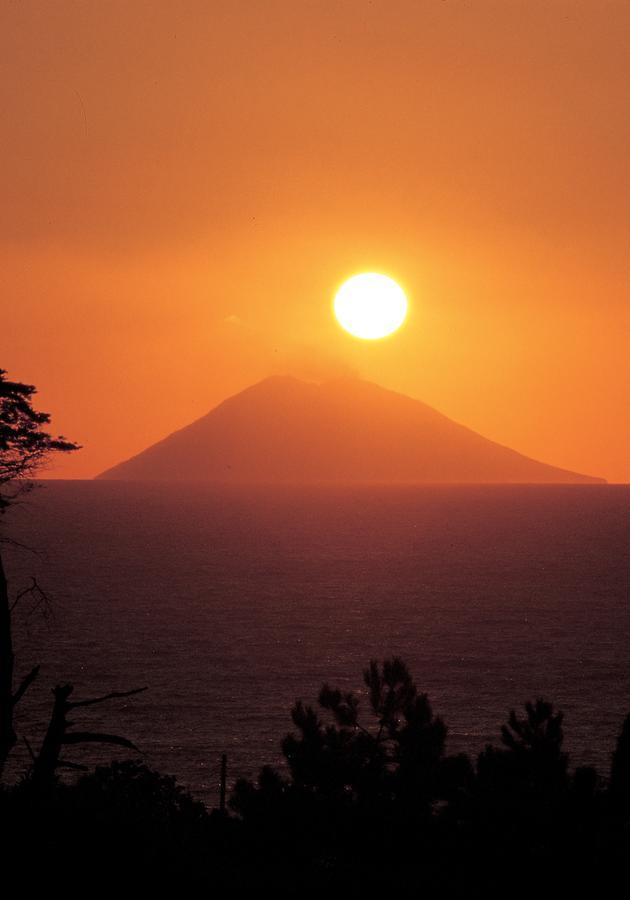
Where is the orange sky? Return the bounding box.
[1,0,629,482]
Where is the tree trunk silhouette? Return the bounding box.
[0,549,41,780]
[0,544,143,787]
[32,683,146,790]
[0,550,15,778]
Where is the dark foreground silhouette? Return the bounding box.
[3,657,630,897]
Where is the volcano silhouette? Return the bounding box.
[97,376,604,484]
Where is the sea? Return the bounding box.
[3,481,630,805]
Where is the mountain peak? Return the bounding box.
[97,376,605,484]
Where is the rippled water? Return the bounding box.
[4,482,630,803]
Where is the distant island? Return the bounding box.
[97,376,605,484]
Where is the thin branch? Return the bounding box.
[10,576,51,615]
[12,664,40,706]
[355,722,372,738]
[62,732,141,752]
[68,686,148,709]
[0,536,41,555]
[23,735,36,763]
[11,578,37,611]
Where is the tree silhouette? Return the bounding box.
[0,368,79,510]
[1,651,630,893]
[474,696,570,880]
[231,656,472,882]
[0,368,80,777]
[610,714,630,809]
[0,368,149,788]
[31,684,147,790]
[5,760,211,892]
[277,657,450,806]
[487,698,568,793]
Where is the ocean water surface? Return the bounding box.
[4,482,630,803]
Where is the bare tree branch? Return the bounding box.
[62,732,141,752]
[68,687,148,709]
[12,664,40,706]
[32,682,145,787]
[10,577,53,618]
[0,536,41,555]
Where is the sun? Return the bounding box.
[333,273,408,340]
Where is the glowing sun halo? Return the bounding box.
[333,273,408,340]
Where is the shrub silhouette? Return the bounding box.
[3,655,630,894]
[610,713,630,806]
[228,661,630,894]
[233,658,454,813]
[231,658,473,891]
[477,697,569,805]
[3,760,214,890]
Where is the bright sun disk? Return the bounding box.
[333,273,408,339]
